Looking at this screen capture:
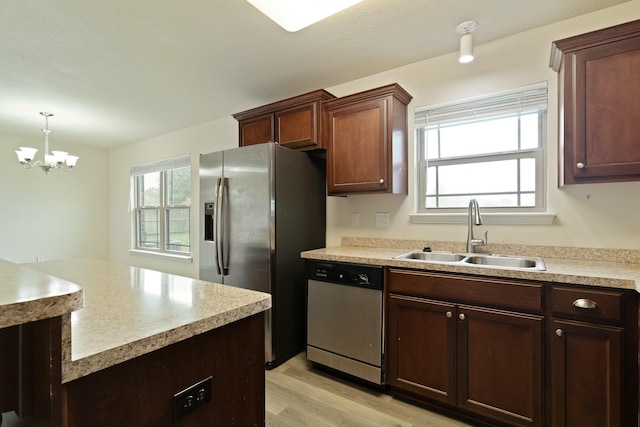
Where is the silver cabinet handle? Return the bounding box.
[573,298,598,309]
[576,162,585,169]
[458,313,465,320]
[445,311,452,318]
[556,328,563,337]
[379,178,385,184]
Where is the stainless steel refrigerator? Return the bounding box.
[199,142,326,368]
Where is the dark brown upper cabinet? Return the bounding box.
[233,89,336,151]
[550,19,640,186]
[324,83,412,196]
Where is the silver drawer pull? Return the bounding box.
[573,298,598,309]
[576,162,585,169]
[445,311,452,318]
[556,328,563,337]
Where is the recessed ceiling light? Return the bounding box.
[246,0,363,32]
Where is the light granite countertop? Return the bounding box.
[22,258,272,383]
[301,238,640,292]
[0,259,83,329]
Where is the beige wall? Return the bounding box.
[106,1,640,279]
[3,4,636,276]
[0,133,108,263]
[108,117,237,277]
[323,0,640,250]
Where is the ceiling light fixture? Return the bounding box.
[246,0,363,32]
[15,112,79,174]
[456,21,479,64]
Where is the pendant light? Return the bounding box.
[457,21,479,64]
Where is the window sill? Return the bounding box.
[128,249,193,263]
[410,212,556,225]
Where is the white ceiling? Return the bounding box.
[0,0,630,148]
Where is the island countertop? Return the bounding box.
[0,259,83,329]
[24,258,272,383]
[301,238,640,292]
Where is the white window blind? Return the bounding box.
[414,82,548,213]
[130,154,190,176]
[415,83,548,128]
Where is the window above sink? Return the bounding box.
[411,82,556,226]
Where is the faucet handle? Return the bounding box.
[482,230,489,246]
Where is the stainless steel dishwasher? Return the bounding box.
[306,260,384,385]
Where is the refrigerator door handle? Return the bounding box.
[215,177,229,275]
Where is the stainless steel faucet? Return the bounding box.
[467,199,488,253]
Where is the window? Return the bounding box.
[131,154,191,256]
[415,83,547,213]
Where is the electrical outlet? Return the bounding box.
[375,212,390,228]
[36,255,44,262]
[351,212,360,227]
[173,376,212,422]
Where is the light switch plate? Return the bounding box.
[375,212,390,228]
[351,212,360,227]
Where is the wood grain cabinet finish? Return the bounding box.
[63,313,265,427]
[387,295,457,405]
[548,285,637,427]
[387,270,544,427]
[0,318,63,426]
[550,19,640,185]
[233,89,335,151]
[549,319,623,427]
[324,83,412,195]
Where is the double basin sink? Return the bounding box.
[393,250,546,271]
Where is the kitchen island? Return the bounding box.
[0,258,271,426]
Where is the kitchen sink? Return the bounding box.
[398,252,466,262]
[464,254,544,270]
[393,251,546,271]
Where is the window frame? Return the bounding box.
[414,83,549,218]
[130,154,192,258]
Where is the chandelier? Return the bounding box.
[15,112,79,173]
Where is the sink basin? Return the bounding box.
[393,251,546,271]
[463,254,545,270]
[395,251,466,262]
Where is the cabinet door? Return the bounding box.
[568,38,640,182]
[457,306,543,427]
[238,113,274,147]
[275,102,321,150]
[0,326,18,413]
[326,98,388,194]
[550,319,623,427]
[387,294,456,405]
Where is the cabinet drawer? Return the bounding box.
[388,269,543,313]
[550,286,623,323]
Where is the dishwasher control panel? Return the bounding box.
[306,260,383,290]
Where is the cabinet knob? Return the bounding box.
[458,313,465,321]
[379,178,385,184]
[555,328,563,337]
[445,311,452,318]
[576,162,585,169]
[573,298,598,309]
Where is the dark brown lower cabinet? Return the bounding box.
[457,306,543,426]
[0,318,63,427]
[388,294,544,427]
[388,295,456,405]
[62,313,265,427]
[386,269,638,427]
[550,319,623,427]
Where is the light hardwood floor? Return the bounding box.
[265,353,473,427]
